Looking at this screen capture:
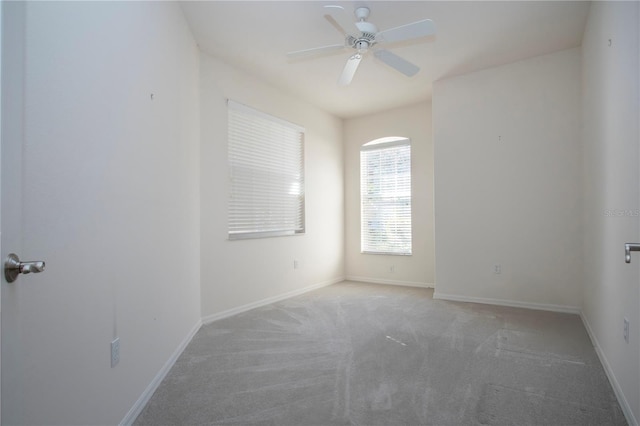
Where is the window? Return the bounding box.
[360,137,412,255]
[227,100,305,240]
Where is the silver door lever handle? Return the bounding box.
[625,243,640,263]
[21,261,45,274]
[4,253,46,283]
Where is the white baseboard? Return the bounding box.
[119,320,202,426]
[432,291,581,314]
[580,312,638,426]
[201,276,345,325]
[345,275,434,289]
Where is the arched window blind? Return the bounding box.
[360,137,412,255]
[227,100,305,240]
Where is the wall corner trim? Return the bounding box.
[119,320,203,426]
[201,276,345,325]
[580,312,639,426]
[432,292,581,314]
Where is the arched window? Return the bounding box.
[360,137,412,255]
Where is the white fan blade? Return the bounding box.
[377,19,436,43]
[374,49,420,77]
[324,5,358,36]
[324,14,347,36]
[287,44,345,58]
[338,54,362,86]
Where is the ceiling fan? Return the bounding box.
[287,5,436,86]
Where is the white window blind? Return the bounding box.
[227,100,305,240]
[360,138,412,255]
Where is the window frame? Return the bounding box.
[360,137,412,256]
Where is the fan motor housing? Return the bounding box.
[347,32,377,52]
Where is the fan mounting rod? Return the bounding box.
[352,7,377,36]
[355,7,370,21]
[347,25,376,53]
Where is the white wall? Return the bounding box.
[344,103,434,287]
[581,2,640,423]
[433,48,583,311]
[199,54,344,320]
[3,2,201,424]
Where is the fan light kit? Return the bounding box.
[287,5,436,86]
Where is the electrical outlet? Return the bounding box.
[623,318,629,343]
[111,337,120,368]
[389,265,395,273]
[494,264,502,274]
[293,260,299,270]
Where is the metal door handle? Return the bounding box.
[625,243,640,263]
[4,253,45,283]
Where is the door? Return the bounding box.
[1,2,31,423]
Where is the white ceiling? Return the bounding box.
[180,1,590,119]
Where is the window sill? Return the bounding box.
[361,251,412,256]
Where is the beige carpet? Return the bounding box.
[134,281,626,425]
